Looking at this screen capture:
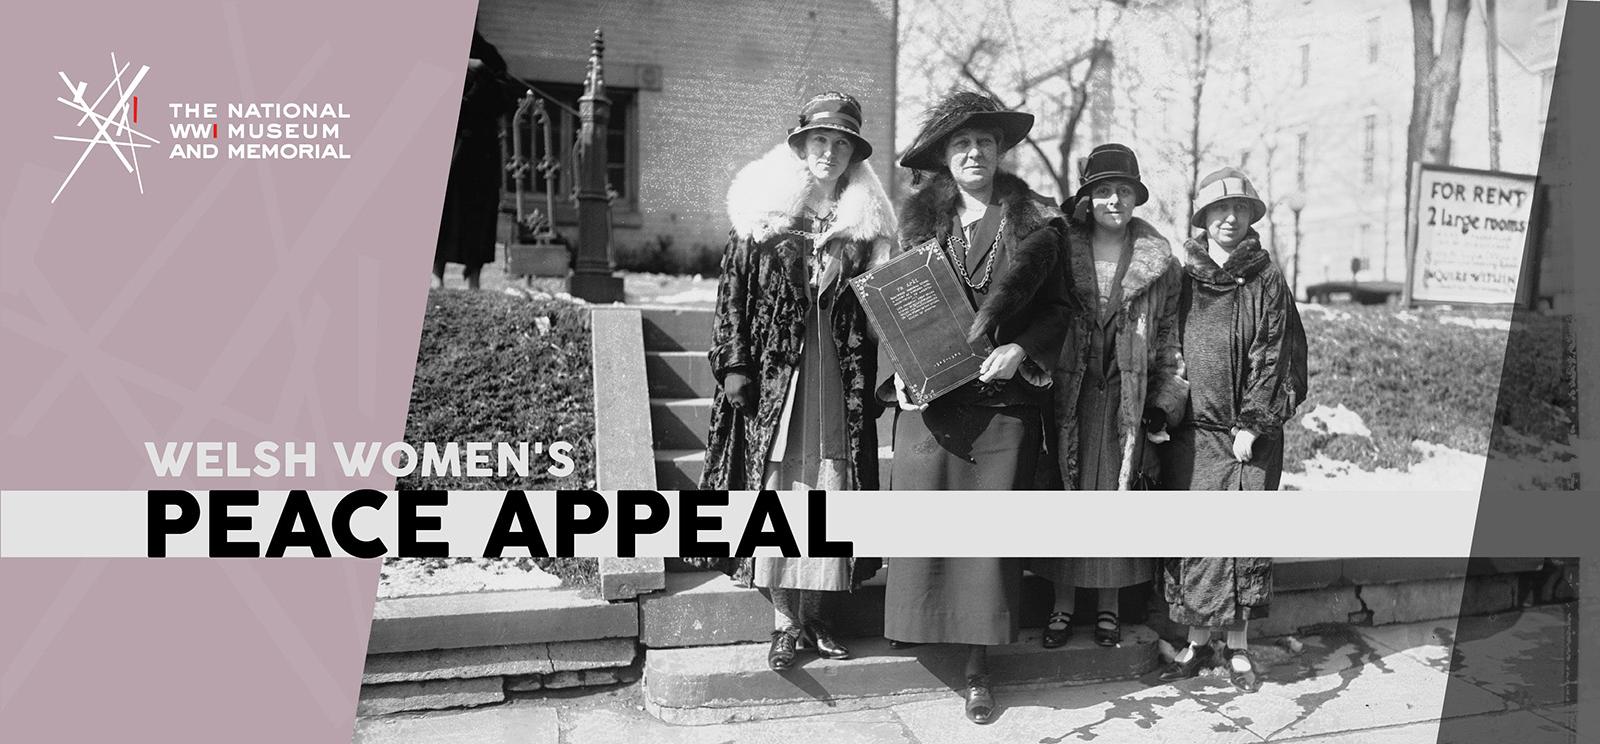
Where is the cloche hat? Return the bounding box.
[1073,143,1149,206]
[787,91,872,163]
[1190,167,1267,228]
[899,91,1034,171]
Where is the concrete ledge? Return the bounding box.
[643,629,1159,724]
[369,589,637,654]
[591,306,656,489]
[357,677,504,717]
[362,638,635,684]
[600,557,666,600]
[639,571,769,648]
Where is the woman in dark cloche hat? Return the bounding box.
[1157,167,1309,693]
[881,91,1074,725]
[1035,143,1186,656]
[699,91,896,673]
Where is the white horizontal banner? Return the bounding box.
[0,489,1483,558]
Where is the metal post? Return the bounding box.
[568,28,626,302]
[1484,0,1503,171]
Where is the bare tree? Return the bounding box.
[1405,0,1472,214]
[1183,0,1215,231]
[900,0,1123,198]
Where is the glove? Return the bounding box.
[724,372,757,415]
[1232,429,1257,463]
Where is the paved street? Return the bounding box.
[355,605,1586,744]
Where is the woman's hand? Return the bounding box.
[1232,429,1257,463]
[978,343,1027,383]
[893,375,928,411]
[725,372,757,415]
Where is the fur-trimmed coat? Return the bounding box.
[1165,230,1307,490]
[896,171,1074,404]
[1053,216,1188,490]
[700,144,896,490]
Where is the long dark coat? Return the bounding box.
[700,145,897,491]
[1165,230,1308,490]
[1052,217,1188,490]
[896,171,1075,393]
[435,30,513,268]
[1163,558,1272,627]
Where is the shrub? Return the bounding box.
[399,289,596,490]
[1282,304,1573,474]
[615,234,723,276]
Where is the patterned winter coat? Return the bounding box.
[1166,230,1307,490]
[1163,557,1272,626]
[1052,216,1188,489]
[699,144,897,490]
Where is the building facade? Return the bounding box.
[475,0,898,267]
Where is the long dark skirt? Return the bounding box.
[885,558,1024,645]
[1166,428,1286,490]
[889,403,1042,490]
[1163,557,1272,627]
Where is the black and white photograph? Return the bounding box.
[365,0,1581,741]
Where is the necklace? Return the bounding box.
[946,216,1005,293]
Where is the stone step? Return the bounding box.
[640,570,1067,649]
[654,449,703,490]
[652,448,898,490]
[646,350,715,399]
[368,589,637,655]
[641,308,715,352]
[650,398,712,450]
[642,629,1161,724]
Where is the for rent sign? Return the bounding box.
[1406,163,1538,305]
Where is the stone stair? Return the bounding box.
[638,306,897,489]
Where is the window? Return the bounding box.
[1296,132,1309,191]
[1299,44,1311,86]
[1366,18,1381,63]
[503,81,637,215]
[1362,114,1377,183]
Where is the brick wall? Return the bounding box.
[477,0,897,261]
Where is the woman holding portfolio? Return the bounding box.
[881,91,1072,725]
[699,91,896,671]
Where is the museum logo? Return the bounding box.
[51,53,157,204]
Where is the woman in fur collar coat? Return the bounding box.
[880,91,1073,727]
[699,92,895,672]
[1037,144,1186,653]
[1157,168,1307,694]
[1166,167,1308,490]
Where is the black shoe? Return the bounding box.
[965,674,995,725]
[1094,611,1121,647]
[887,639,923,650]
[768,628,800,671]
[1042,611,1073,649]
[802,625,851,660]
[1229,648,1261,692]
[1158,643,1212,682]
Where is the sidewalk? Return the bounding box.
[354,604,1583,744]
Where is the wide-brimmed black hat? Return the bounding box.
[899,91,1034,171]
[1072,143,1149,206]
[787,91,872,163]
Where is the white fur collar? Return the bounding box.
[726,144,897,246]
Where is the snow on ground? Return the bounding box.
[1285,440,1488,491]
[1297,303,1352,322]
[378,559,562,599]
[1300,403,1372,438]
[1438,315,1513,331]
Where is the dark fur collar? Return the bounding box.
[1183,230,1272,286]
[1064,216,1174,312]
[899,171,1061,246]
[899,171,1065,343]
